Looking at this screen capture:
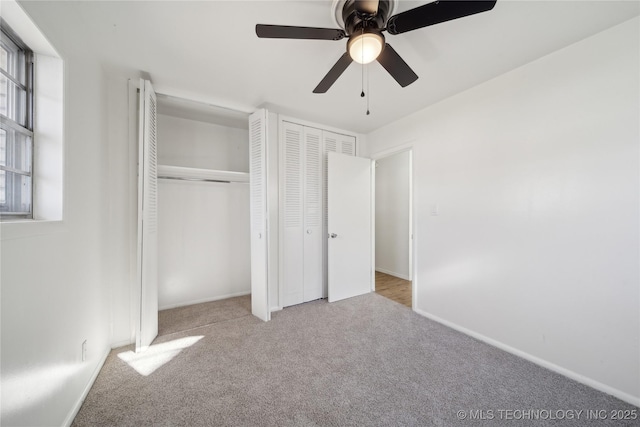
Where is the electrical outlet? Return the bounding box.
[82,340,87,361]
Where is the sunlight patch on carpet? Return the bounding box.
[118,336,203,376]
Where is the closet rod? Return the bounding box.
[158,176,234,184]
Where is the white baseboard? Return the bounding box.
[63,348,110,427]
[110,339,134,349]
[413,307,640,408]
[375,268,411,281]
[270,306,283,313]
[159,291,251,310]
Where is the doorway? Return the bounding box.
[373,149,413,308]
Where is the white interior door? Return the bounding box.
[281,121,304,306]
[249,109,270,321]
[328,152,373,303]
[280,122,326,307]
[303,127,323,301]
[136,79,158,352]
[322,132,356,297]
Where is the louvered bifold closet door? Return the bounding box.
[249,109,270,321]
[303,127,323,301]
[281,121,305,307]
[321,131,356,297]
[136,79,158,352]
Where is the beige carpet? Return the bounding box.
[158,295,251,336]
[73,293,635,426]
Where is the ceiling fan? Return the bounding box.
[256,0,497,93]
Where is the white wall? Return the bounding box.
[156,115,250,309]
[158,114,249,172]
[367,18,640,404]
[158,180,250,309]
[375,151,411,280]
[0,3,117,425]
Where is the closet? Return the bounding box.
[139,96,358,333]
[155,94,251,310]
[248,111,359,313]
[279,120,356,307]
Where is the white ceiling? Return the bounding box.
[21,0,640,133]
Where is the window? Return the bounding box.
[0,19,33,219]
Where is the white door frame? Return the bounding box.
[371,143,416,311]
[127,79,140,345]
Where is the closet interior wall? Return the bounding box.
[156,97,251,309]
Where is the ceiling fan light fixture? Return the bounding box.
[348,31,384,64]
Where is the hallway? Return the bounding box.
[374,271,411,308]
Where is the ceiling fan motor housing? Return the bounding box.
[341,0,393,35]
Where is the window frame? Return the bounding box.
[0,17,34,220]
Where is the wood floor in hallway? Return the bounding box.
[375,271,412,308]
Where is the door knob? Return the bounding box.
[330,233,338,238]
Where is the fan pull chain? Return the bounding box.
[360,62,364,98]
[366,64,370,115]
[360,27,365,98]
[357,27,369,116]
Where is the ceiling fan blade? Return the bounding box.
[355,0,379,16]
[376,44,418,87]
[313,52,353,93]
[386,0,497,35]
[256,24,346,40]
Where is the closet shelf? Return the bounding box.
[157,165,249,183]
